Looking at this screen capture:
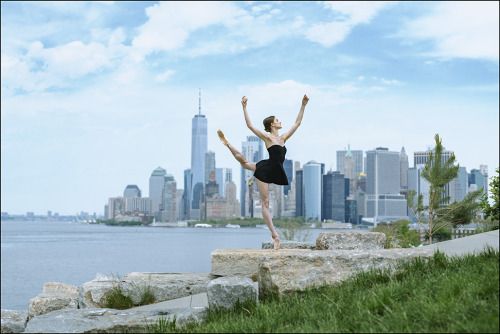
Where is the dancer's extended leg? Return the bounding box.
[217,130,256,171]
[256,178,280,250]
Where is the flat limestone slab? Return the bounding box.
[24,293,208,333]
[82,272,212,307]
[262,241,315,250]
[316,231,386,250]
[1,309,28,333]
[211,248,434,280]
[211,249,279,278]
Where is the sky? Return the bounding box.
[1,1,499,215]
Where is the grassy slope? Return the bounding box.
[153,248,499,333]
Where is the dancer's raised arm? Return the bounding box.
[282,94,309,142]
[241,96,268,141]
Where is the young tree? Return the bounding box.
[437,189,484,227]
[481,167,499,222]
[420,134,459,244]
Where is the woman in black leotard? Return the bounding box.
[217,94,309,250]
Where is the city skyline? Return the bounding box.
[2,1,498,214]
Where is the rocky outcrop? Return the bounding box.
[81,274,120,308]
[4,230,443,333]
[211,246,434,299]
[120,272,212,305]
[315,231,386,250]
[28,282,80,319]
[1,310,27,333]
[262,241,315,250]
[211,249,273,278]
[207,277,258,310]
[81,272,212,308]
[258,248,434,299]
[24,293,208,333]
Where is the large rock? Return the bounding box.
[24,293,208,333]
[82,272,212,308]
[81,274,121,308]
[258,248,434,299]
[207,277,258,310]
[316,231,386,250]
[262,241,315,250]
[211,249,273,278]
[120,272,212,305]
[1,309,28,333]
[28,282,80,319]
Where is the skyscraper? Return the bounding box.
[182,169,192,220]
[124,197,152,215]
[412,148,456,206]
[449,166,468,203]
[190,90,207,219]
[283,159,294,195]
[322,171,345,222]
[400,147,408,194]
[205,151,216,185]
[216,168,232,198]
[124,185,141,198]
[337,147,363,176]
[295,169,304,217]
[303,161,322,221]
[240,136,264,216]
[469,166,488,194]
[366,148,407,223]
[161,174,177,222]
[149,167,166,218]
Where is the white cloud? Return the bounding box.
[322,1,393,24]
[29,41,114,78]
[305,1,392,47]
[400,1,499,61]
[155,69,175,83]
[1,35,131,93]
[133,2,301,58]
[132,2,245,56]
[305,21,353,48]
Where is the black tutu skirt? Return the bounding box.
[253,145,289,185]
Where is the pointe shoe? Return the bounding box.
[217,129,229,146]
[272,235,281,250]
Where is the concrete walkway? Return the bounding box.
[423,229,499,256]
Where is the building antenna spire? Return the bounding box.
[198,88,201,115]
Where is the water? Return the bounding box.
[1,220,329,310]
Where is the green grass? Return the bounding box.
[152,247,499,333]
[139,285,156,305]
[103,286,134,309]
[103,284,156,310]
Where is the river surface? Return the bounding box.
[1,219,345,310]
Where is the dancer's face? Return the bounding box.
[272,117,282,130]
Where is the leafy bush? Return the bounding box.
[373,220,421,248]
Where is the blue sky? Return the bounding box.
[1,1,499,215]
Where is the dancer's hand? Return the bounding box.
[241,96,248,109]
[302,94,309,107]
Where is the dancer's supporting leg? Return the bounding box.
[255,178,281,250]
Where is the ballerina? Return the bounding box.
[217,94,309,250]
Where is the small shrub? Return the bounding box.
[103,286,134,310]
[425,227,452,242]
[139,285,156,305]
[373,220,420,248]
